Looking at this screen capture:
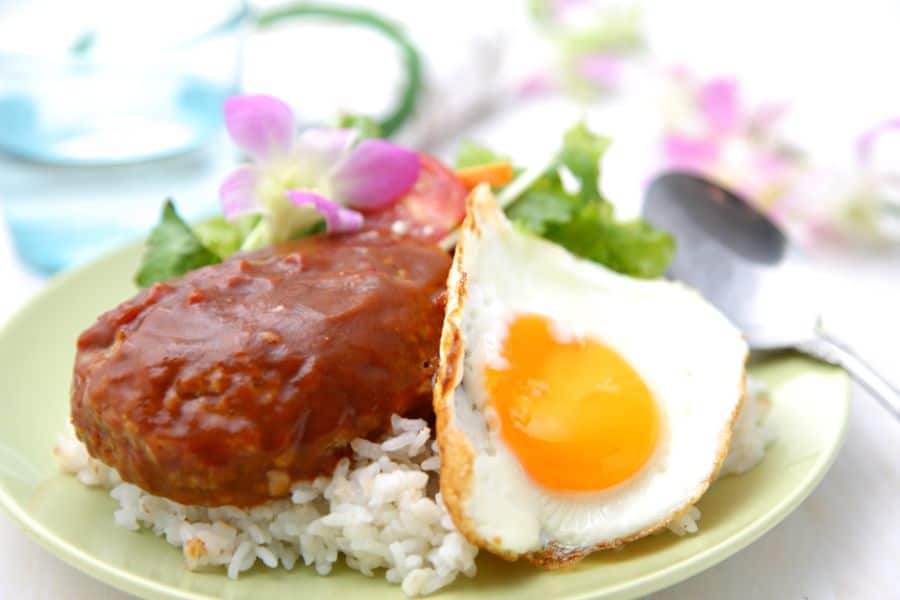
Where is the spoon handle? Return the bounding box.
[798,331,900,421]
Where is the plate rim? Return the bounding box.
[573,382,849,600]
[0,244,851,600]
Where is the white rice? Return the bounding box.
[720,376,778,477]
[56,415,478,596]
[55,377,774,594]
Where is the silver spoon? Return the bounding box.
[643,172,900,419]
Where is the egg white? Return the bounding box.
[434,186,748,564]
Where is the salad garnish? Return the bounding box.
[134,201,221,288]
[135,95,674,286]
[457,123,675,279]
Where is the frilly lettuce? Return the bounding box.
[134,202,221,287]
[457,123,674,279]
[136,122,673,287]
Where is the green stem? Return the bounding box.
[255,4,423,138]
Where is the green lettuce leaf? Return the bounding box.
[193,214,259,259]
[494,122,673,278]
[455,141,509,169]
[506,169,580,232]
[507,190,577,234]
[559,121,611,201]
[335,113,383,140]
[543,206,675,279]
[134,201,221,287]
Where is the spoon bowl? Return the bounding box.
[643,172,899,419]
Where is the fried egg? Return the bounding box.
[434,186,748,566]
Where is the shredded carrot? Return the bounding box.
[455,161,514,190]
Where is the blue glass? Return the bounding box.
[0,0,247,273]
[0,146,232,274]
[0,0,246,164]
[0,74,232,165]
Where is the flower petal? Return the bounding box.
[698,78,741,135]
[857,118,900,169]
[577,54,623,89]
[224,95,295,161]
[295,128,358,175]
[663,134,719,171]
[749,102,788,134]
[518,73,557,98]
[331,140,420,210]
[219,166,260,219]
[286,190,364,233]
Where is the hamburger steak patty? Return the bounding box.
[71,231,451,507]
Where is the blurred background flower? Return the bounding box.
[1,0,899,277]
[520,1,900,250]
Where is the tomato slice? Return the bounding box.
[361,153,467,243]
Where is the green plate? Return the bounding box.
[0,244,849,600]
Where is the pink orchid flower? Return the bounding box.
[218,95,420,249]
[661,75,743,173]
[660,74,802,211]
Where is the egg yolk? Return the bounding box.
[483,314,659,492]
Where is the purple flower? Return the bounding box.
[659,73,803,211]
[218,95,420,248]
[663,135,719,172]
[697,78,741,136]
[857,118,900,171]
[577,54,624,89]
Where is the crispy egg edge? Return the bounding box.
[434,185,748,567]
